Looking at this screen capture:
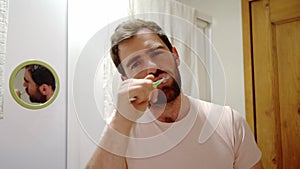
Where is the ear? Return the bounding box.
[39,84,50,95]
[172,47,180,66]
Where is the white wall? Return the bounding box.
[177,0,245,115]
[0,0,67,169]
[68,1,129,168]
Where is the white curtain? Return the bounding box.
[0,0,9,119]
[129,0,211,101]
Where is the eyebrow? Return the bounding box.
[145,43,164,54]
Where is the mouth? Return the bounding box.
[153,75,170,87]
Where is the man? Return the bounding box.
[86,19,263,169]
[22,64,55,103]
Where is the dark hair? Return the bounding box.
[110,19,173,76]
[26,64,56,90]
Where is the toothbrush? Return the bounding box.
[19,90,26,95]
[129,76,170,102]
[153,76,170,88]
[15,89,26,97]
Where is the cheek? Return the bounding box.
[27,86,33,93]
[158,58,178,73]
[125,69,148,79]
[133,72,148,79]
[158,55,177,66]
[28,84,36,93]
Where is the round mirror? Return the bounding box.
[9,60,59,109]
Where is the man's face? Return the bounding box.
[23,68,46,103]
[118,29,181,103]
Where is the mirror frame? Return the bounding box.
[9,60,60,109]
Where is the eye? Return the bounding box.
[130,60,141,70]
[24,78,29,83]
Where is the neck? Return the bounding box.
[46,90,54,101]
[149,92,190,123]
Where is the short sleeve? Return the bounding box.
[232,109,262,169]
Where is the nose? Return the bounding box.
[145,59,157,67]
[144,60,158,75]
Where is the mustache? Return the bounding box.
[149,69,167,77]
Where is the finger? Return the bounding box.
[144,74,155,81]
[127,85,152,102]
[132,101,149,112]
[124,78,155,103]
[123,78,153,89]
[15,89,21,98]
[149,88,159,104]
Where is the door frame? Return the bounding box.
[241,0,257,135]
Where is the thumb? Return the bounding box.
[149,88,159,104]
[144,74,157,103]
[144,74,155,81]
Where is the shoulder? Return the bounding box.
[188,96,236,122]
[188,96,249,144]
[188,97,261,168]
[187,96,245,124]
[188,96,234,144]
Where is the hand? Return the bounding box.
[116,74,157,123]
[15,89,21,98]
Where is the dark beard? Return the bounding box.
[147,67,182,105]
[29,95,47,103]
[154,75,181,104]
[26,88,47,103]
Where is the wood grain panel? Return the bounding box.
[241,0,255,133]
[270,0,300,23]
[276,20,300,168]
[251,1,281,168]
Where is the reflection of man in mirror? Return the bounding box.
[23,64,56,103]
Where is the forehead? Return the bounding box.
[24,68,31,76]
[24,68,34,81]
[118,29,168,61]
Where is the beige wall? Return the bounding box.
[177,0,245,115]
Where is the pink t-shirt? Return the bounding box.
[126,97,261,169]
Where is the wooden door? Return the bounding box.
[242,0,300,168]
